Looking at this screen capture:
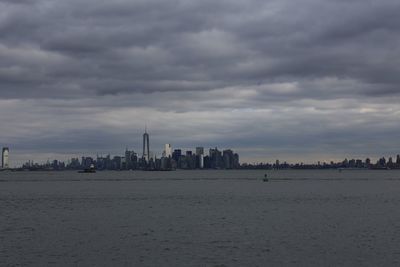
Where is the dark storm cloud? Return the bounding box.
[1,0,400,164]
[1,0,399,98]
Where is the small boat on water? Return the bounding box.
[78,164,96,173]
[263,174,269,182]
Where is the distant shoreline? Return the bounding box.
[2,168,400,172]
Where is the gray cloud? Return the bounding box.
[0,0,400,164]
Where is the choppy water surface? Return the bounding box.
[2,170,400,266]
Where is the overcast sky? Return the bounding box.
[1,0,400,165]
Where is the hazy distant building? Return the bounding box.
[149,151,156,161]
[388,157,394,167]
[196,147,204,169]
[349,159,356,168]
[197,155,204,169]
[186,151,196,169]
[209,147,223,169]
[142,128,150,162]
[378,157,386,166]
[203,155,211,168]
[163,144,172,158]
[81,156,94,169]
[160,156,172,170]
[112,156,122,170]
[125,149,138,170]
[2,147,9,169]
[223,149,234,169]
[69,157,80,169]
[125,149,132,169]
[96,154,112,170]
[172,149,181,162]
[355,159,363,168]
[275,159,280,169]
[196,147,204,156]
[233,153,240,168]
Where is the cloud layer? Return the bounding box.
[1,0,400,165]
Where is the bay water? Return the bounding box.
[1,170,400,266]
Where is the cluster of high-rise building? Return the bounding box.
[241,155,400,170]
[20,129,240,171]
[11,129,400,171]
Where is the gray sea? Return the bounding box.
[2,170,400,266]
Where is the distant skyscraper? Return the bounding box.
[223,149,234,169]
[195,147,204,156]
[209,147,223,169]
[125,149,137,170]
[172,149,182,163]
[2,147,9,169]
[163,144,172,158]
[233,153,240,168]
[196,147,204,169]
[142,128,150,162]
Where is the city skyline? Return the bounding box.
[15,143,400,171]
[1,0,400,166]
[2,128,400,169]
[13,128,241,170]
[2,124,400,168]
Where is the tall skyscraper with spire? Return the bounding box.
[142,127,150,162]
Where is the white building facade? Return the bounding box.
[2,147,9,169]
[163,144,172,158]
